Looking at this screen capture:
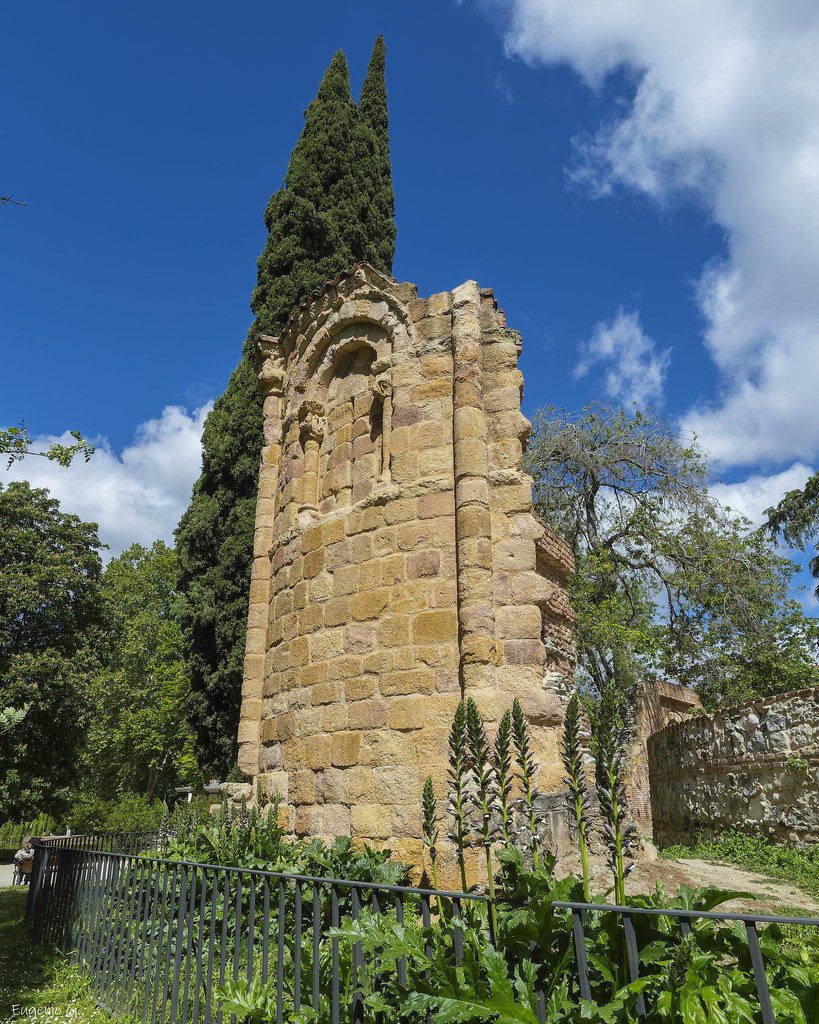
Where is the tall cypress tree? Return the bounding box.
[176,43,395,776]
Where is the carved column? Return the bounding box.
[451,281,498,695]
[237,334,285,778]
[370,358,393,482]
[298,401,326,516]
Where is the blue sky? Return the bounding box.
[3,0,819,597]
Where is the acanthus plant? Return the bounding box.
[593,686,635,906]
[560,692,592,901]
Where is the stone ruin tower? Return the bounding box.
[236,262,574,876]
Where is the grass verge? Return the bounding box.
[662,830,819,900]
[0,886,136,1024]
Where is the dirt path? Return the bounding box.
[620,848,819,916]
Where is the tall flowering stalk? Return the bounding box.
[561,693,592,901]
[466,697,498,930]
[421,776,443,912]
[446,700,470,894]
[493,709,513,847]
[594,689,634,906]
[511,698,540,868]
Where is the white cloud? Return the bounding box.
[3,404,211,558]
[574,308,670,407]
[497,0,819,467]
[710,462,814,527]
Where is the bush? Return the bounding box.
[64,791,165,834]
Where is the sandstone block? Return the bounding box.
[418,491,455,519]
[307,735,333,770]
[376,615,410,647]
[359,729,416,768]
[301,525,324,553]
[346,675,376,700]
[345,622,376,653]
[351,534,372,563]
[496,604,542,639]
[396,522,426,551]
[327,655,364,680]
[341,766,376,803]
[348,698,389,730]
[303,548,325,579]
[290,769,315,805]
[308,572,334,603]
[351,589,389,621]
[324,597,350,627]
[457,537,493,570]
[408,551,440,578]
[331,731,362,767]
[382,669,435,698]
[316,768,344,804]
[310,629,344,661]
[294,805,315,836]
[334,565,361,596]
[298,605,324,635]
[495,539,536,572]
[454,438,487,479]
[412,609,458,645]
[320,703,349,733]
[351,804,392,840]
[312,681,343,706]
[380,555,406,586]
[384,498,418,525]
[388,696,426,731]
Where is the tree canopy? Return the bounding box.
[525,404,818,710]
[764,471,819,595]
[0,481,110,819]
[175,39,396,776]
[79,542,196,805]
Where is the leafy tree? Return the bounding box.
[525,404,818,710]
[79,542,196,804]
[1,422,94,468]
[0,481,110,820]
[764,471,819,595]
[176,40,395,776]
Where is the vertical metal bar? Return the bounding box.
[159,862,179,1024]
[233,872,243,985]
[202,869,220,1024]
[168,863,188,1024]
[123,858,148,1015]
[351,886,363,1024]
[79,853,102,972]
[277,877,286,1024]
[313,883,321,1011]
[140,861,163,1024]
[745,922,775,1024]
[149,860,171,1024]
[107,855,133,1009]
[217,871,230,1024]
[247,872,256,984]
[680,919,692,937]
[193,868,209,1024]
[294,882,302,1013]
[571,908,592,1002]
[395,892,407,988]
[116,857,141,1014]
[622,913,646,1021]
[331,884,340,1024]
[180,865,197,1024]
[90,854,116,1001]
[262,876,270,985]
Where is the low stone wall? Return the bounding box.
[648,687,819,848]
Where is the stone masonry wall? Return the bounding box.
[649,687,819,848]
[622,680,702,837]
[236,263,575,883]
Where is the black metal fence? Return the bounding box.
[24,834,819,1024]
[25,835,487,1024]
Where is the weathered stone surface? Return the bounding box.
[649,686,819,848]
[236,264,575,877]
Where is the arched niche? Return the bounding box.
[297,321,392,516]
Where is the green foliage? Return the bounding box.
[63,791,166,834]
[78,541,196,804]
[561,693,591,900]
[176,39,396,776]
[0,421,94,468]
[525,403,819,707]
[663,830,819,899]
[0,812,59,849]
[765,470,819,597]
[0,481,111,820]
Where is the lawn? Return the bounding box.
[0,886,135,1024]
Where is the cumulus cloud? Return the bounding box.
[574,308,670,407]
[710,462,815,527]
[497,0,819,467]
[3,404,211,558]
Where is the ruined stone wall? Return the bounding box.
[622,680,702,836]
[236,263,574,880]
[649,687,819,848]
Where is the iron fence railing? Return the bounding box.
[25,837,487,1024]
[25,835,819,1024]
[555,899,819,1024]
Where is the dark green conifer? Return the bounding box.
[176,43,395,776]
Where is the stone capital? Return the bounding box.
[256,334,286,397]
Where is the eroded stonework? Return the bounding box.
[237,263,574,877]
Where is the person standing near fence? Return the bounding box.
[13,837,34,885]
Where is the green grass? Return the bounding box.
[0,886,138,1024]
[662,830,819,900]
